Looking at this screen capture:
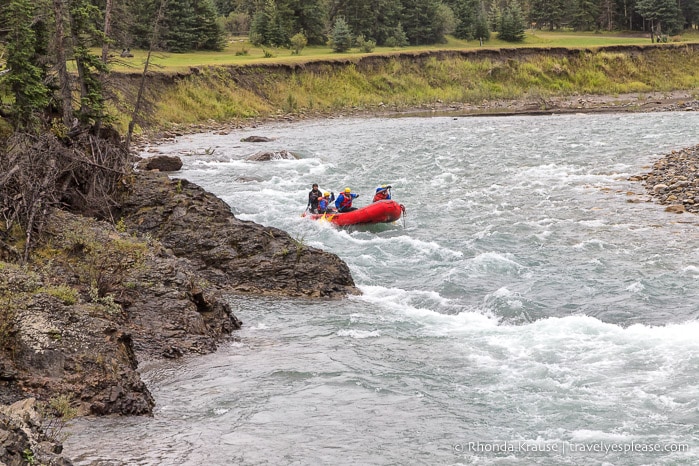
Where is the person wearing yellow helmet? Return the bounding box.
[335,187,359,212]
[372,184,392,202]
[317,191,336,214]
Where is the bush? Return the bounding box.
[290,32,308,55]
[356,34,376,53]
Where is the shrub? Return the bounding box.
[356,34,376,53]
[290,32,308,55]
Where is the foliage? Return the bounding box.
[330,17,353,52]
[39,285,79,305]
[636,0,684,36]
[38,395,78,443]
[400,0,446,45]
[69,0,110,125]
[329,0,402,46]
[498,1,526,42]
[131,0,226,52]
[223,12,251,35]
[355,34,376,53]
[1,0,50,129]
[250,0,291,47]
[58,223,147,298]
[290,31,308,54]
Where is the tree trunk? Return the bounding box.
[52,0,73,128]
[101,0,113,63]
[69,13,90,118]
[126,0,167,151]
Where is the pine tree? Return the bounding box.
[3,0,50,128]
[69,0,110,125]
[474,4,491,41]
[498,1,525,41]
[452,0,479,40]
[194,0,227,50]
[285,0,327,45]
[250,0,291,47]
[400,0,444,45]
[636,0,683,37]
[529,0,565,30]
[161,0,198,51]
[330,16,353,52]
[487,0,502,31]
[572,0,601,30]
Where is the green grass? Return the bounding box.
[107,31,696,73]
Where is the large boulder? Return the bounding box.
[137,155,183,172]
[117,171,358,298]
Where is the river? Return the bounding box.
[65,112,699,465]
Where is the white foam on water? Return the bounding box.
[469,251,526,274]
[336,329,382,339]
[626,281,645,293]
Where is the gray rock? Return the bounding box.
[138,155,183,172]
[241,136,274,142]
[246,150,297,161]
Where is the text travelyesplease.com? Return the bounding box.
[452,441,689,455]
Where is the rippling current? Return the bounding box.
[65,112,699,465]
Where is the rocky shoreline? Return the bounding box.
[632,144,699,214]
[0,169,358,464]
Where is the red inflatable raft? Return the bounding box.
[308,200,405,226]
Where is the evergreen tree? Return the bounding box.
[69,0,109,124]
[285,0,328,45]
[474,3,491,41]
[250,0,292,46]
[451,0,480,39]
[498,1,525,41]
[330,16,353,52]
[2,0,50,128]
[329,0,403,45]
[194,0,227,50]
[400,0,444,45]
[679,0,699,29]
[572,0,602,30]
[128,0,158,49]
[599,0,616,30]
[636,0,683,36]
[161,0,198,51]
[487,0,503,31]
[529,0,565,29]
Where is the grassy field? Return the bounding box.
[110,30,698,73]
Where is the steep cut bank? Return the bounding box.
[115,43,699,134]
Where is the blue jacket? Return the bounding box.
[318,193,335,212]
[335,192,358,211]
